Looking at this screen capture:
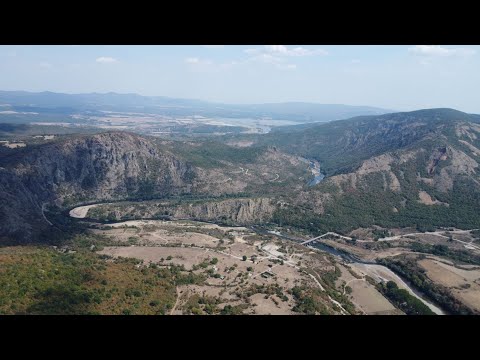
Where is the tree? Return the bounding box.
[386,281,398,290]
[210,257,218,265]
[242,255,247,261]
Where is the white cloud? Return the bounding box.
[278,64,297,70]
[244,48,258,55]
[96,56,118,63]
[245,45,327,58]
[220,61,239,69]
[265,45,288,54]
[39,62,52,69]
[255,53,283,64]
[408,45,475,57]
[185,57,200,64]
[201,45,224,48]
[264,45,328,56]
[241,45,326,70]
[185,57,213,66]
[248,53,296,70]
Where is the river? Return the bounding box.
[298,157,326,186]
[307,241,445,315]
[253,225,446,315]
[68,204,445,315]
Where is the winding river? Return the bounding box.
[298,157,326,186]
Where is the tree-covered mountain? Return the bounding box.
[262,108,480,174]
[265,109,480,233]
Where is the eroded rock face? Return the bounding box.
[431,147,479,192]
[325,144,480,195]
[90,197,277,225]
[327,153,402,193]
[12,132,195,203]
[0,132,197,243]
[171,198,275,224]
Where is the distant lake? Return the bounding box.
[203,117,302,133]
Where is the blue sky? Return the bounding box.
[1,45,479,112]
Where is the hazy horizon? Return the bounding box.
[1,45,480,113]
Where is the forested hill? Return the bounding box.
[265,108,480,233]
[261,108,480,175]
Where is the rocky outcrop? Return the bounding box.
[89,197,276,225]
[326,141,480,193]
[0,132,197,243]
[328,153,402,193]
[10,132,195,204]
[174,198,275,224]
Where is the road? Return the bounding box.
[258,243,350,314]
[269,173,279,182]
[170,288,180,315]
[41,203,53,226]
[307,271,348,315]
[379,229,480,251]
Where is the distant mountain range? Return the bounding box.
[0,90,393,123]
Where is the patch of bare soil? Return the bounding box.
[69,204,102,218]
[93,220,353,314]
[249,293,295,315]
[418,190,448,206]
[226,140,254,148]
[419,259,480,312]
[336,263,399,315]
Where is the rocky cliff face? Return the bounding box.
[167,197,275,224]
[87,197,276,225]
[0,132,197,243]
[11,132,195,204]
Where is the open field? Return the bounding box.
[336,263,401,315]
[419,258,480,312]
[67,203,480,315]
[90,219,358,314]
[350,263,444,314]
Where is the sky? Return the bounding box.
[1,45,480,113]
